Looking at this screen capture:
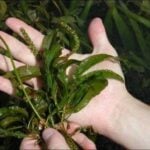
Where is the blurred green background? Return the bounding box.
[0,0,149,149]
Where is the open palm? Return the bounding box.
[0,17,129,135]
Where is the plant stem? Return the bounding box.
[0,36,42,121]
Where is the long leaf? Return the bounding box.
[0,116,24,128]
[119,2,150,28]
[112,7,135,51]
[72,79,108,113]
[42,30,56,50]
[0,128,26,138]
[77,69,124,84]
[0,106,28,120]
[129,18,150,64]
[42,43,61,91]
[74,54,115,76]
[4,66,41,82]
[80,0,93,20]
[0,0,7,19]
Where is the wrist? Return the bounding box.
[91,89,131,136]
[97,92,150,149]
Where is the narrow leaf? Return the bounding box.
[4,66,41,82]
[0,0,7,19]
[77,69,124,84]
[112,7,135,50]
[129,18,150,63]
[74,54,115,76]
[119,2,150,28]
[0,128,26,138]
[42,43,61,91]
[0,106,29,119]
[0,116,24,128]
[73,79,108,113]
[42,30,56,50]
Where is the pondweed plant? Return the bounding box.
[0,19,124,149]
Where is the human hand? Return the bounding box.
[67,18,130,135]
[20,128,96,150]
[0,17,129,137]
[0,17,96,149]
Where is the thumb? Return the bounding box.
[42,128,69,149]
[88,17,117,56]
[20,137,41,150]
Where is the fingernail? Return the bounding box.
[42,128,54,141]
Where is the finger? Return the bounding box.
[0,31,37,65]
[66,123,96,149]
[26,77,43,90]
[6,17,44,50]
[42,128,69,149]
[0,77,14,94]
[20,137,41,150]
[88,18,124,77]
[0,75,35,95]
[88,17,117,56]
[0,54,23,71]
[72,132,97,150]
[66,122,80,135]
[0,54,41,89]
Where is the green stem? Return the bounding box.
[0,36,42,120]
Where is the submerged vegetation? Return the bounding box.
[0,0,149,149]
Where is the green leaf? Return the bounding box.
[77,69,124,84]
[53,55,79,69]
[0,106,29,120]
[72,79,108,113]
[129,18,150,64]
[104,8,114,37]
[67,83,89,108]
[119,2,150,28]
[112,7,135,51]
[0,116,24,128]
[0,0,7,19]
[67,69,123,112]
[57,68,68,87]
[4,66,41,82]
[42,30,56,50]
[42,42,61,92]
[74,54,115,76]
[80,0,93,20]
[43,44,61,68]
[0,128,26,138]
[140,0,150,15]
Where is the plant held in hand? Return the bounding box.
[0,19,123,149]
